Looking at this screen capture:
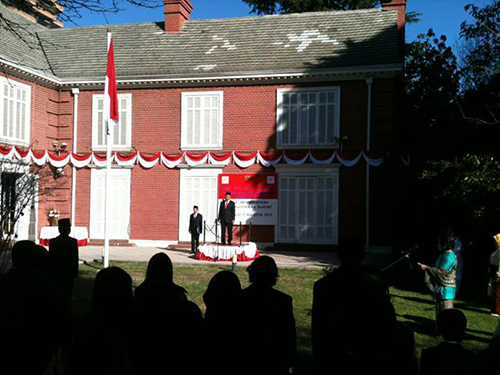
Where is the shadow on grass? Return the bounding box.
[392,294,435,306]
[399,314,492,344]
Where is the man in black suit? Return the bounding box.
[218,192,235,245]
[49,218,79,299]
[189,206,203,254]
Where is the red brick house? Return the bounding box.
[0,0,406,250]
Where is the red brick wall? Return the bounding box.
[0,74,398,246]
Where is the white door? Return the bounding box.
[278,174,338,244]
[179,169,221,242]
[90,168,131,239]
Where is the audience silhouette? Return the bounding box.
[240,256,296,375]
[312,238,365,374]
[69,267,134,375]
[131,252,203,375]
[420,308,478,375]
[0,241,67,375]
[2,239,499,375]
[203,270,242,375]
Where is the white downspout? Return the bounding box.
[365,77,373,252]
[71,88,80,226]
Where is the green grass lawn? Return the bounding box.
[74,262,499,375]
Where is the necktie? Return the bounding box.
[225,200,229,209]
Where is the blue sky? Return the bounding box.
[69,0,494,45]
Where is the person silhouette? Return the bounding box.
[240,256,296,375]
[134,252,187,305]
[420,309,478,375]
[312,238,365,374]
[0,241,67,375]
[69,267,134,375]
[203,271,242,375]
[344,266,418,375]
[131,253,203,375]
[49,218,79,299]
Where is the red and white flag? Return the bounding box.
[104,34,119,135]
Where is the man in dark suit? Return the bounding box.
[189,206,203,254]
[218,192,235,245]
[49,218,79,299]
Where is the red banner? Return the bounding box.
[218,173,278,199]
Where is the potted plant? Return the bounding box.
[47,208,60,226]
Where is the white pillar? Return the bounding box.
[71,87,79,226]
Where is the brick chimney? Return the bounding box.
[163,0,193,33]
[381,0,406,58]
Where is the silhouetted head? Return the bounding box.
[437,309,467,342]
[337,237,365,269]
[92,267,133,314]
[203,271,241,309]
[11,241,49,271]
[247,256,278,286]
[438,233,455,252]
[58,218,71,236]
[146,252,174,283]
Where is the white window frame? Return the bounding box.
[276,86,341,149]
[92,93,132,151]
[181,91,223,150]
[0,77,31,146]
[275,165,340,245]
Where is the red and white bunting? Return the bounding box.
[233,151,257,168]
[257,151,282,167]
[115,152,138,167]
[209,152,232,166]
[161,152,183,169]
[283,151,310,166]
[0,147,384,169]
[138,152,160,169]
[185,152,209,167]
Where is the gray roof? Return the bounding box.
[0,3,57,78]
[1,4,400,82]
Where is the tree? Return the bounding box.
[457,1,500,126]
[0,158,54,272]
[242,0,378,15]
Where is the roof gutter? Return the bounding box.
[0,57,402,89]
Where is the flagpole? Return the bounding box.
[103,31,112,268]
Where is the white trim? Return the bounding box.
[0,76,31,146]
[276,86,340,148]
[0,57,402,87]
[92,93,132,151]
[129,240,178,248]
[71,88,79,226]
[181,91,223,150]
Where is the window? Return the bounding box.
[0,78,31,146]
[277,167,339,245]
[277,87,340,147]
[92,94,132,150]
[181,91,223,150]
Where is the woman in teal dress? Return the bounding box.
[418,234,457,318]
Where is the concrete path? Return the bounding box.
[79,245,340,270]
